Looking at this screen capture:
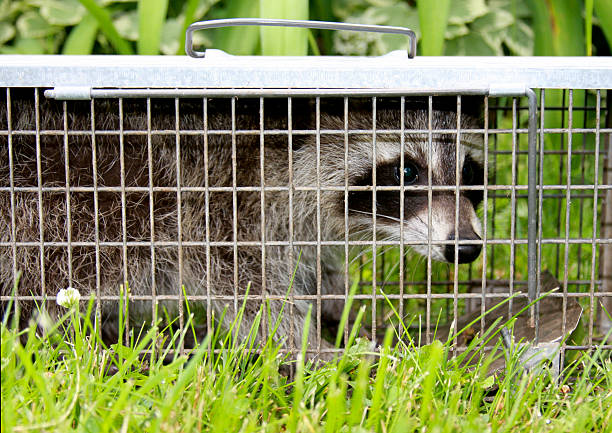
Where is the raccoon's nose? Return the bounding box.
[444,233,482,264]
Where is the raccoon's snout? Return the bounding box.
[443,233,482,264]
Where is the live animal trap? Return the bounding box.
[1,20,610,368]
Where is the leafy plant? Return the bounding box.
[0,0,311,55]
[331,0,535,56]
[1,0,610,56]
[0,0,218,55]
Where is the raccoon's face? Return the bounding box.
[320,109,484,264]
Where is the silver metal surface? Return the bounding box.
[1,55,610,91]
[185,19,417,59]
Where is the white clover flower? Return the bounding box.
[56,287,81,309]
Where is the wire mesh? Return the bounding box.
[0,87,610,360]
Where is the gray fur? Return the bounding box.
[1,96,482,353]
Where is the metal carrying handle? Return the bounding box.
[185,18,417,58]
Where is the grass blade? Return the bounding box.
[586,0,594,56]
[416,0,451,55]
[526,0,554,55]
[213,0,260,55]
[349,355,371,427]
[335,281,359,348]
[62,13,98,54]
[419,340,444,423]
[260,0,308,56]
[76,0,133,54]
[177,0,202,55]
[367,327,394,429]
[287,306,311,432]
[137,0,169,55]
[526,0,584,55]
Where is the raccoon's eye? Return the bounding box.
[394,163,419,185]
[462,160,474,184]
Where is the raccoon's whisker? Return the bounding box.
[348,247,375,268]
[379,255,402,293]
[350,240,396,270]
[357,251,382,270]
[348,209,404,224]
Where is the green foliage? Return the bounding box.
[1,0,609,56]
[331,0,536,56]
[0,0,218,55]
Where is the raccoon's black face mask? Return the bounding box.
[327,103,485,264]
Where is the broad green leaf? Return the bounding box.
[334,28,378,56]
[594,0,612,51]
[417,0,451,55]
[77,0,134,54]
[471,10,515,33]
[160,17,181,55]
[445,23,469,40]
[260,0,309,56]
[488,0,531,18]
[62,13,98,54]
[40,0,86,26]
[0,46,17,54]
[445,32,498,56]
[378,4,419,53]
[448,0,488,25]
[1,36,46,54]
[16,10,59,39]
[0,0,22,21]
[479,30,504,55]
[502,20,534,56]
[334,4,418,56]
[114,10,138,41]
[137,0,169,55]
[332,0,368,20]
[0,21,15,45]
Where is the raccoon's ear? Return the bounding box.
[463,155,486,207]
[458,95,484,120]
[282,98,314,132]
[430,95,484,120]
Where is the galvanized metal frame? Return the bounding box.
[1,55,611,360]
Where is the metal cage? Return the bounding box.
[1,27,611,368]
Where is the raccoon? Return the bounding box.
[0,92,483,354]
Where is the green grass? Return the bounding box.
[2,292,610,432]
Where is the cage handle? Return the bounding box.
[185,18,417,59]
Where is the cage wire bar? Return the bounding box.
[1,53,611,363]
